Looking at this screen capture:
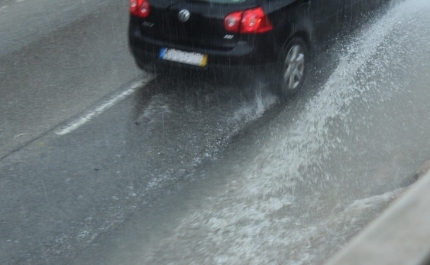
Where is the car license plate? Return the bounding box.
[159,48,207,67]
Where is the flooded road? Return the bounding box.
[1,0,430,264]
[70,0,430,264]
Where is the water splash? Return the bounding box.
[141,1,430,264]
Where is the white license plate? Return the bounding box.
[159,48,207,67]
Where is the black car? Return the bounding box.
[128,0,386,97]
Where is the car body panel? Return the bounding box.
[129,0,311,69]
[140,0,261,49]
[128,0,385,70]
[310,0,343,44]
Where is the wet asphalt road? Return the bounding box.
[0,0,138,160]
[1,0,430,264]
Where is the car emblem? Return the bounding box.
[178,9,190,23]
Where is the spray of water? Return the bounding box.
[141,1,430,264]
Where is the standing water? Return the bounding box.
[74,0,430,264]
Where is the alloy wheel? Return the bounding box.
[283,45,305,91]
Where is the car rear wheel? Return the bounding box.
[277,37,309,99]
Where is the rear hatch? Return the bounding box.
[137,0,258,50]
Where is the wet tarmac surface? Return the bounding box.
[1,0,430,264]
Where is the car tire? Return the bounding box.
[275,37,309,99]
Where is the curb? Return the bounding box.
[325,161,430,265]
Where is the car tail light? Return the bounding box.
[130,0,150,18]
[224,7,273,34]
[224,11,243,33]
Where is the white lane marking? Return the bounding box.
[55,78,148,136]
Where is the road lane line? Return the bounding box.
[55,78,148,136]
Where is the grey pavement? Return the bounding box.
[325,171,430,265]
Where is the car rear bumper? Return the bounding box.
[128,26,278,71]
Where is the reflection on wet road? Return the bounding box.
[71,0,430,264]
[1,0,430,264]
